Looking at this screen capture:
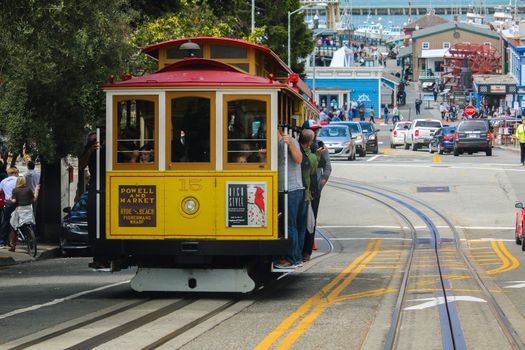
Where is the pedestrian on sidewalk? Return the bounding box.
[383,104,389,124]
[433,86,438,102]
[351,99,357,119]
[415,98,422,115]
[440,102,446,120]
[514,118,525,165]
[7,176,36,252]
[358,101,365,121]
[369,106,376,123]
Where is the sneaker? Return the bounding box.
[0,245,6,249]
[274,259,293,269]
[303,254,311,262]
[293,261,304,268]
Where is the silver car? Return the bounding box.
[330,121,367,157]
[317,125,357,161]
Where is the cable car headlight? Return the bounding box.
[182,197,199,215]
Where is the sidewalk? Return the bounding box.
[0,243,60,267]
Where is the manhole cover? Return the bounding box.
[417,186,450,193]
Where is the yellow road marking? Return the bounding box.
[433,154,442,163]
[254,240,380,350]
[275,241,381,349]
[331,288,398,303]
[383,148,392,155]
[486,240,520,274]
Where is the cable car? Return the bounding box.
[91,37,318,293]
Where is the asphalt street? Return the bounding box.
[2,127,525,349]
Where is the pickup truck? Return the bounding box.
[404,119,443,151]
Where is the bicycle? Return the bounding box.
[16,223,37,257]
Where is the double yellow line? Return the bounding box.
[255,239,382,350]
[486,240,520,274]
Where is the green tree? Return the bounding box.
[0,0,133,160]
[255,0,314,73]
[128,0,235,74]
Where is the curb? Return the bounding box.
[0,256,16,267]
[0,247,61,267]
[495,146,520,153]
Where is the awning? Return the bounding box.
[381,75,400,90]
[421,48,448,58]
[398,46,412,58]
[313,29,337,37]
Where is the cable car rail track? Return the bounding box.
[5,233,335,350]
[328,178,524,350]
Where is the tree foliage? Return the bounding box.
[0,0,133,160]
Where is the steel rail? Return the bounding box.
[326,182,416,350]
[337,178,525,350]
[330,179,464,349]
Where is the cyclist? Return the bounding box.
[8,176,35,252]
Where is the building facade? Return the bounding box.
[411,22,501,81]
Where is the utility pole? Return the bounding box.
[251,0,255,33]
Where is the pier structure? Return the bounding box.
[301,0,525,28]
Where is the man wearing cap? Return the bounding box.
[302,119,331,261]
[79,118,107,268]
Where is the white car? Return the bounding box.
[390,121,412,148]
[404,119,443,151]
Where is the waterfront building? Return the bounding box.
[498,21,525,112]
[303,54,399,115]
[403,14,449,46]
[410,21,501,82]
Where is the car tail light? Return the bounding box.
[415,129,419,137]
[454,132,459,141]
[394,130,397,137]
[486,131,491,139]
[443,135,453,141]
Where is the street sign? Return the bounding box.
[464,105,476,116]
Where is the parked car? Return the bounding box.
[405,119,443,151]
[60,192,89,256]
[515,202,525,250]
[429,126,456,154]
[330,121,367,157]
[317,125,357,160]
[453,120,492,156]
[390,121,412,148]
[359,121,379,154]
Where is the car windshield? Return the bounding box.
[415,121,442,128]
[459,121,488,132]
[359,122,372,132]
[332,122,360,133]
[319,127,348,137]
[395,123,411,130]
[443,128,456,134]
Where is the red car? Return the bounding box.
[515,202,525,250]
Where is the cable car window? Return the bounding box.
[166,46,203,59]
[171,97,211,163]
[226,99,267,164]
[116,99,155,164]
[231,63,250,72]
[210,45,247,59]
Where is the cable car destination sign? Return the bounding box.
[118,185,157,227]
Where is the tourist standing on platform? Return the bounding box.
[275,129,304,269]
[515,118,525,166]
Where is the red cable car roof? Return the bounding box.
[102,58,285,88]
[142,36,293,75]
